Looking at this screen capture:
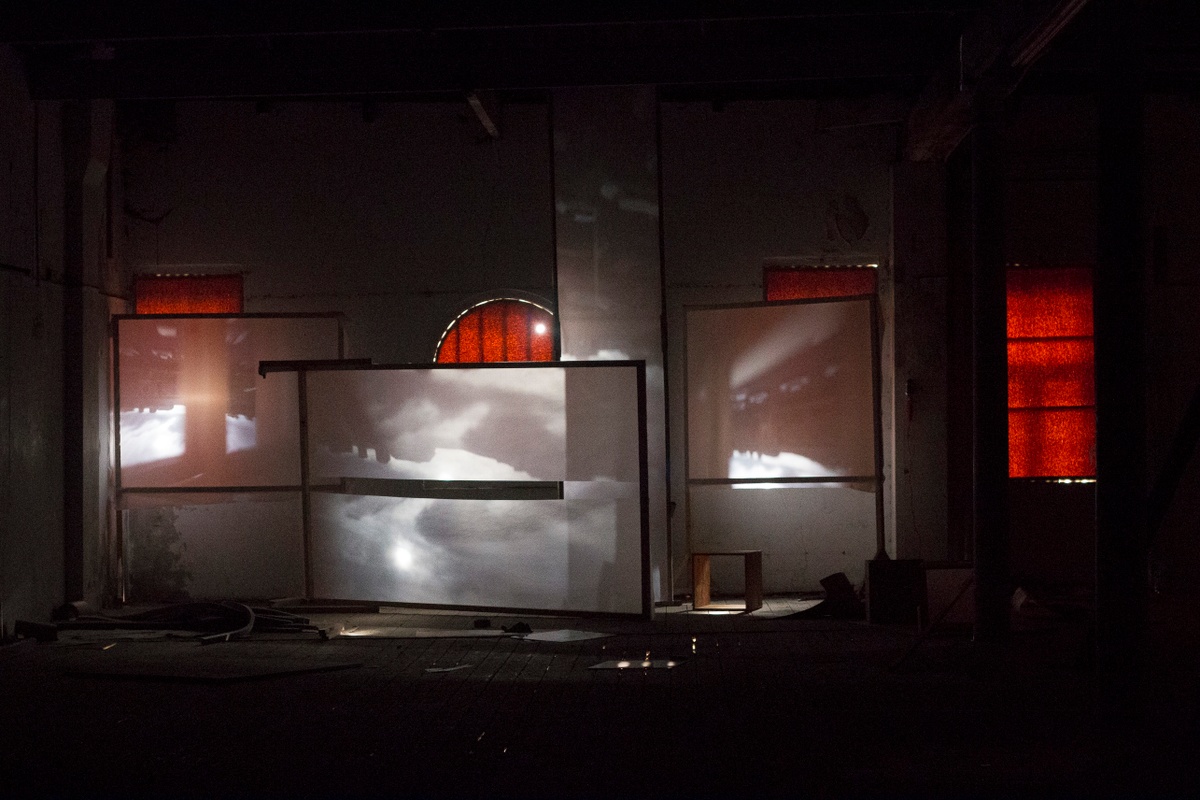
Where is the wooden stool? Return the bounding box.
[691,550,763,612]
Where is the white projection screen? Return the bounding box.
[115,314,342,602]
[685,297,881,592]
[116,315,342,488]
[304,362,648,615]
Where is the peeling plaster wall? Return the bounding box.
[661,96,901,593]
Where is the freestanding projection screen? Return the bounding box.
[115,314,343,601]
[301,361,650,616]
[686,296,882,592]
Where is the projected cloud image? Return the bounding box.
[313,494,570,608]
[306,364,645,612]
[307,368,567,482]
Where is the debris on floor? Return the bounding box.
[424,664,473,673]
[21,601,327,645]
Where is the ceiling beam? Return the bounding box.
[467,92,501,139]
[904,0,1091,162]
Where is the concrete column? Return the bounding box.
[552,87,669,603]
[1093,0,1147,714]
[891,162,949,562]
[61,101,87,602]
[970,97,1009,641]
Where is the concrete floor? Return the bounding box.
[1,598,1197,799]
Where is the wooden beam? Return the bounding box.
[905,0,1090,162]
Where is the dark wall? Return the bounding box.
[121,100,556,364]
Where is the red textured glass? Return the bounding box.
[437,327,461,364]
[1007,266,1095,478]
[1007,339,1095,409]
[436,299,555,364]
[764,266,877,301]
[1007,267,1092,338]
[134,274,243,314]
[1009,408,1096,478]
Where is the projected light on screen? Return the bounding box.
[117,315,341,487]
[728,450,840,489]
[307,367,567,484]
[119,406,186,466]
[305,363,645,613]
[687,299,875,483]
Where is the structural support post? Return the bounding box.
[970,95,1009,642]
[61,101,87,602]
[1093,0,1146,715]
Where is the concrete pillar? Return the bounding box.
[61,101,87,602]
[970,97,1010,641]
[552,87,669,604]
[891,162,949,562]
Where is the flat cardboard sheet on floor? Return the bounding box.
[523,629,611,642]
[337,626,508,639]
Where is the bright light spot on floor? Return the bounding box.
[617,660,631,668]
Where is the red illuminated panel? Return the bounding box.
[1007,267,1092,338]
[1007,266,1095,478]
[1007,339,1095,409]
[764,266,877,301]
[436,299,555,364]
[1009,408,1096,478]
[134,274,244,314]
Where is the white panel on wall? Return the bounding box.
[553,86,667,602]
[116,315,340,488]
[689,484,876,592]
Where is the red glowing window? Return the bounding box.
[1007,266,1095,478]
[134,274,244,314]
[764,265,877,301]
[435,299,556,364]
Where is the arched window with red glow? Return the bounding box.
[1007,266,1096,478]
[435,298,556,363]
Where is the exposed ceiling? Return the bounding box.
[6,1,1197,162]
[7,1,991,101]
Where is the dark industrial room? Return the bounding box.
[2,1,1199,797]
